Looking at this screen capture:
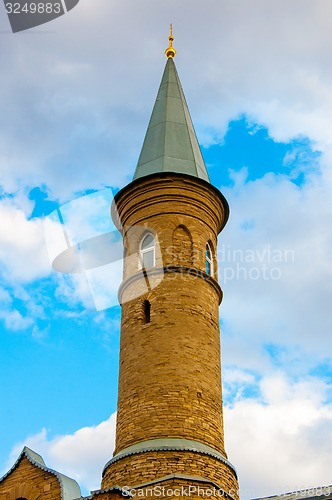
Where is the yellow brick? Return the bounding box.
[103,174,238,498]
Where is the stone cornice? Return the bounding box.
[118,265,223,305]
[103,438,237,480]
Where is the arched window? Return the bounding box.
[143,300,151,323]
[206,243,213,276]
[139,233,155,269]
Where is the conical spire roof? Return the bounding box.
[133,57,210,183]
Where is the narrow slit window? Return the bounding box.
[144,300,151,323]
[140,233,155,269]
[206,243,213,276]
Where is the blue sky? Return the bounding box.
[0,1,332,499]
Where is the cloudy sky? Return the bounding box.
[0,0,332,498]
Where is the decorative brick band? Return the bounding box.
[103,438,237,479]
[118,266,223,305]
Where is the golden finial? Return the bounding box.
[165,24,176,59]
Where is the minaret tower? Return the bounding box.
[102,29,239,499]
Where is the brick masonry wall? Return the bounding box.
[102,450,239,500]
[103,173,238,496]
[115,272,225,454]
[0,456,62,500]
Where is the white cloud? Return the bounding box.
[0,304,33,331]
[1,0,332,496]
[219,159,332,370]
[0,285,35,332]
[6,413,117,495]
[0,287,11,306]
[224,374,332,499]
[0,196,98,330]
[54,272,94,310]
[4,374,332,499]
[1,0,332,198]
[58,189,116,246]
[0,199,50,284]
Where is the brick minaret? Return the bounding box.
[102,30,239,499]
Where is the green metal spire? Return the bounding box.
[133,57,210,183]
